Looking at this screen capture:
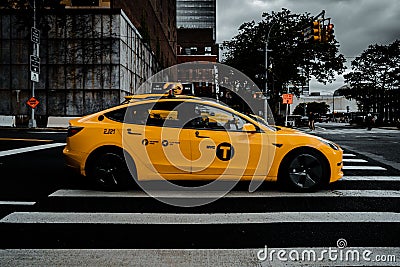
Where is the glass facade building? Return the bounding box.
[176,0,216,40]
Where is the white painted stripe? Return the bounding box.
[49,189,400,198]
[343,165,386,170]
[2,211,400,224]
[0,201,36,206]
[0,143,66,157]
[343,153,356,157]
[27,131,66,134]
[341,176,400,181]
[343,158,368,163]
[0,248,399,267]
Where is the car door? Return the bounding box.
[187,102,269,178]
[122,101,192,175]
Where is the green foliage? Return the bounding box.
[222,8,346,115]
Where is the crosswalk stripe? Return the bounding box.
[0,248,398,267]
[2,211,400,224]
[343,153,356,157]
[48,189,400,198]
[343,158,367,163]
[343,166,386,170]
[0,201,36,206]
[341,176,400,181]
[0,143,66,157]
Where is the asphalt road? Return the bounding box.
[0,124,400,266]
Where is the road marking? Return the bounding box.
[49,189,400,198]
[0,143,66,157]
[341,176,400,181]
[0,137,52,142]
[343,165,386,170]
[27,131,67,134]
[2,211,400,224]
[0,248,399,267]
[0,201,36,206]
[343,153,356,157]
[342,158,368,163]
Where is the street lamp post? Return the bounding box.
[263,23,276,123]
[28,0,37,128]
[332,92,335,122]
[332,89,340,122]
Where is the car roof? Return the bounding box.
[121,93,200,104]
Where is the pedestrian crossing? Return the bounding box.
[0,150,400,266]
[342,150,387,172]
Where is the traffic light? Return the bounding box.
[325,23,334,42]
[312,20,321,42]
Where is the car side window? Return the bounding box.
[123,101,185,127]
[104,107,127,123]
[187,104,248,131]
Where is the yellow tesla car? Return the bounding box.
[63,93,343,191]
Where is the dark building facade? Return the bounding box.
[111,0,177,68]
[177,28,218,63]
[176,0,216,40]
[176,0,218,98]
[0,1,177,125]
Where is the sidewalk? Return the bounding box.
[315,122,399,130]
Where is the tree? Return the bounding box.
[293,101,329,116]
[222,8,346,116]
[343,40,400,123]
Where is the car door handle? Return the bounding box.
[127,129,142,135]
[195,131,209,138]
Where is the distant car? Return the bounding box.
[300,116,309,127]
[316,115,329,123]
[64,93,343,192]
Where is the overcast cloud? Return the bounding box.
[217,0,400,93]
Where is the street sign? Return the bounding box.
[26,96,40,109]
[30,55,40,74]
[282,93,293,104]
[31,27,40,44]
[31,72,39,82]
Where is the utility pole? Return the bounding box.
[284,86,289,126]
[264,23,275,123]
[28,0,39,128]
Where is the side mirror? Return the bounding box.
[242,123,257,133]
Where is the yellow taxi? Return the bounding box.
[63,93,343,191]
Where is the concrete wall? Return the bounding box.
[0,9,160,124]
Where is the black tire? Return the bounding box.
[86,148,132,191]
[278,148,330,192]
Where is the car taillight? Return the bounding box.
[67,126,84,137]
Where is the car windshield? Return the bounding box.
[248,114,278,131]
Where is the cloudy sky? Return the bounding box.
[216,0,400,94]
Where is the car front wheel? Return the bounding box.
[278,149,329,192]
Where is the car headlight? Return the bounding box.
[319,138,340,150]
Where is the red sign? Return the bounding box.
[26,97,40,109]
[282,93,293,104]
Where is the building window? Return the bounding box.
[71,0,100,6]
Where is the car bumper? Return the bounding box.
[63,147,87,176]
